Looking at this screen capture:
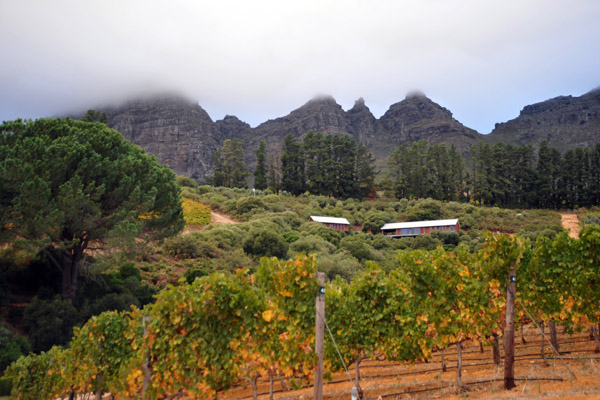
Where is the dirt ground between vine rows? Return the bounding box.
[218,324,600,400]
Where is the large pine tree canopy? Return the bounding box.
[0,118,184,300]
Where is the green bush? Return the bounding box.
[242,229,289,259]
[0,323,30,372]
[411,234,443,251]
[339,234,377,262]
[289,235,336,256]
[176,175,199,189]
[24,296,80,353]
[235,197,266,217]
[298,222,344,246]
[0,376,12,396]
[317,251,361,281]
[403,199,443,221]
[162,234,223,259]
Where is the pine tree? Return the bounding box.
[355,144,377,199]
[281,134,305,195]
[212,139,249,188]
[254,140,268,190]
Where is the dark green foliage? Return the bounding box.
[471,140,600,209]
[80,109,108,124]
[298,222,344,246]
[235,196,266,217]
[362,210,393,233]
[212,139,250,188]
[339,234,377,262]
[282,231,300,243]
[411,234,443,251]
[0,376,12,396]
[288,235,336,256]
[24,296,80,352]
[242,229,289,259]
[0,322,30,372]
[280,132,376,199]
[117,262,142,281]
[176,175,199,189]
[403,199,443,221]
[254,140,268,190]
[0,118,184,300]
[281,134,305,195]
[162,234,223,259]
[385,141,467,201]
[183,265,212,284]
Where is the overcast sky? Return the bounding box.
[1,0,599,133]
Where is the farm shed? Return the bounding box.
[380,219,460,238]
[309,216,350,232]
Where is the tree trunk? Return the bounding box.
[355,358,364,400]
[441,348,447,372]
[244,376,259,400]
[549,318,560,353]
[520,324,527,344]
[456,341,463,387]
[593,324,600,354]
[269,372,274,400]
[492,333,501,366]
[504,269,516,390]
[95,372,103,400]
[142,316,152,400]
[540,320,548,365]
[68,390,75,400]
[479,340,484,353]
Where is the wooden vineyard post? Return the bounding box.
[314,272,325,400]
[504,269,516,390]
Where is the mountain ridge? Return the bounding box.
[74,88,600,182]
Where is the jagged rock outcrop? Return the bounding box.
[487,88,600,151]
[377,92,480,157]
[83,87,600,182]
[104,96,221,181]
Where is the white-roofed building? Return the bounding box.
[381,219,460,238]
[309,216,350,232]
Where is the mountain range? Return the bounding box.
[88,88,600,182]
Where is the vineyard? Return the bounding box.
[5,226,600,400]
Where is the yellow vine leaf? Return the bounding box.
[262,309,274,322]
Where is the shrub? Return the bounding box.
[282,231,300,243]
[0,376,11,396]
[411,234,443,251]
[339,234,377,262]
[184,265,212,284]
[298,222,344,246]
[289,235,336,256]
[24,296,80,353]
[118,262,142,281]
[318,251,361,281]
[0,323,30,372]
[176,175,199,189]
[235,197,266,217]
[242,229,289,259]
[403,199,443,221]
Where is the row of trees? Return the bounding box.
[384,141,467,201]
[7,227,600,399]
[279,132,377,198]
[211,133,377,199]
[384,139,600,209]
[471,141,600,209]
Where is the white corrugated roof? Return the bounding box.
[310,216,350,225]
[381,219,459,230]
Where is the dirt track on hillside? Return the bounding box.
[561,213,580,238]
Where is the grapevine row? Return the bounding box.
[6,226,600,399]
